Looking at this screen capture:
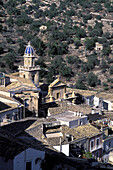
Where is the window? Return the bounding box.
[25,99,29,107]
[80,121,83,125]
[96,138,100,148]
[26,161,32,170]
[32,75,35,82]
[90,140,94,151]
[0,79,4,85]
[109,141,111,148]
[96,151,99,158]
[56,93,60,99]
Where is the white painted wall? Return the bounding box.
[48,110,50,116]
[110,120,113,126]
[94,96,99,107]
[46,132,62,138]
[103,100,113,111]
[53,144,69,156]
[0,97,17,104]
[10,78,18,82]
[0,91,10,97]
[13,148,45,170]
[60,120,69,127]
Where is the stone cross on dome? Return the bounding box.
[28,41,31,46]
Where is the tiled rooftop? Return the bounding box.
[6,73,36,90]
[0,94,15,101]
[87,113,107,122]
[1,118,37,136]
[62,124,102,141]
[67,88,97,97]
[0,128,26,159]
[0,101,11,111]
[104,112,113,120]
[0,87,9,92]
[0,95,21,113]
[48,102,92,116]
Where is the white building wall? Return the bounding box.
[60,120,69,127]
[103,100,113,111]
[0,97,17,104]
[53,144,69,156]
[59,118,87,128]
[0,91,10,97]
[14,148,45,170]
[94,96,99,107]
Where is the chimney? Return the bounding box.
[71,135,74,141]
[74,111,77,116]
[77,112,79,116]
[92,109,95,114]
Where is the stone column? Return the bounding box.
[72,91,75,98]
[19,107,22,119]
[35,97,39,117]
[12,114,15,122]
[50,96,53,102]
[64,93,67,99]
[29,96,32,111]
[35,71,39,86]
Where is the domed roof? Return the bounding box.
[25,42,34,55]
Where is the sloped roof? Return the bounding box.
[0,87,9,92]
[49,78,66,88]
[1,118,37,136]
[62,124,102,141]
[87,113,107,122]
[0,101,11,111]
[67,88,97,97]
[0,128,27,159]
[48,102,92,116]
[0,95,21,113]
[6,73,37,90]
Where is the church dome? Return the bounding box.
[25,42,34,55]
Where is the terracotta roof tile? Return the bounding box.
[48,102,92,115]
[67,88,97,97]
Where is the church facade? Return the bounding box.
[0,42,41,117]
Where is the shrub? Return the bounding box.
[87,72,101,87]
[84,38,95,50]
[109,65,113,74]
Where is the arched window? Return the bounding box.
[23,75,25,78]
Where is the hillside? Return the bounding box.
[0,0,113,91]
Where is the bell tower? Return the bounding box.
[19,42,40,86]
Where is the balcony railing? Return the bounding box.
[19,65,40,70]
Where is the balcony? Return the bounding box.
[90,144,102,152]
[19,65,40,71]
